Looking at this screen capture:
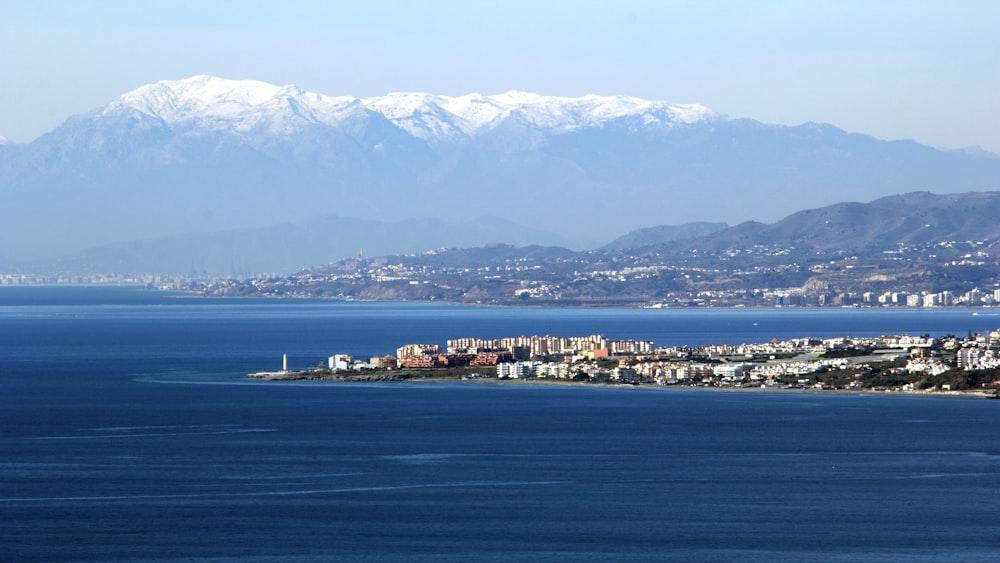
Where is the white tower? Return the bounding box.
[282,353,288,372]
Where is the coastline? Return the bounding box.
[246,370,999,399]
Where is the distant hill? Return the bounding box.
[602,222,729,250]
[650,191,1000,256]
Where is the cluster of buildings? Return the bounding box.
[445,335,652,357]
[0,273,179,286]
[775,288,1000,307]
[388,335,654,370]
[310,329,1000,391]
[493,353,852,385]
[892,329,1000,378]
[327,353,397,371]
[869,288,1000,307]
[772,289,1000,307]
[956,347,1000,370]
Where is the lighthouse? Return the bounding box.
[282,353,288,372]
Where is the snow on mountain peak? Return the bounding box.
[362,92,447,120]
[448,91,717,132]
[110,75,284,121]
[360,92,471,140]
[104,76,363,134]
[362,90,717,138]
[99,76,717,140]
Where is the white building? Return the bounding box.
[497,361,538,379]
[713,363,754,380]
[611,367,639,382]
[906,358,949,376]
[535,362,571,379]
[328,354,352,371]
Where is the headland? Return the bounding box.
[250,330,1000,398]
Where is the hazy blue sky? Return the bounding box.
[2,0,998,152]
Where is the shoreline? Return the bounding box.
[183,291,1000,310]
[247,371,998,399]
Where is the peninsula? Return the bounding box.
[250,329,1000,398]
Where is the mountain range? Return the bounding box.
[2,76,1000,274]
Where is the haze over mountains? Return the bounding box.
[2,76,999,274]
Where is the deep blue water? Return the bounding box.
[1,287,999,561]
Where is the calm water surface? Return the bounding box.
[1,287,998,561]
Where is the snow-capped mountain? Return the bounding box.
[97,75,717,142]
[2,75,999,271]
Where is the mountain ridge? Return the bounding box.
[644,191,1000,256]
[602,222,730,250]
[98,76,717,141]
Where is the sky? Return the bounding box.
[1,0,998,153]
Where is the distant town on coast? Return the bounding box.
[4,193,1000,312]
[251,329,1000,398]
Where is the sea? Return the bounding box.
[1,286,998,561]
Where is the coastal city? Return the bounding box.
[193,234,1000,308]
[253,329,1000,397]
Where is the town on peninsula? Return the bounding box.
[250,329,1000,398]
